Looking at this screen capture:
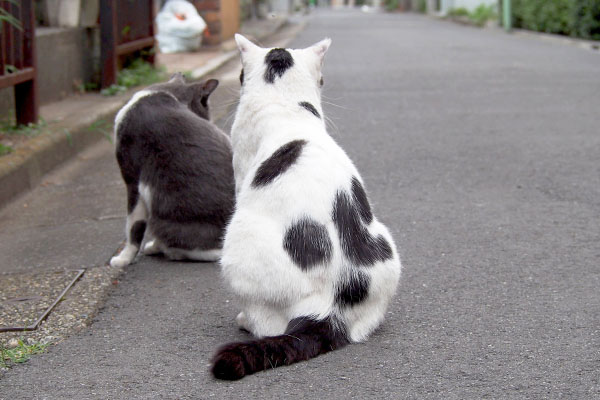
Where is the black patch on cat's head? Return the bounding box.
[264,48,294,84]
[351,177,372,224]
[283,218,332,270]
[252,140,307,187]
[299,101,321,119]
[332,189,393,265]
[239,68,244,85]
[336,270,370,307]
[319,77,324,87]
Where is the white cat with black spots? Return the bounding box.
[211,35,402,380]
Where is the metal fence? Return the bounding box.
[100,0,155,88]
[0,0,38,124]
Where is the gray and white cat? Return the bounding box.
[110,74,235,268]
[211,35,401,379]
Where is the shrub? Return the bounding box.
[385,0,399,11]
[573,0,600,39]
[470,4,498,27]
[512,0,600,40]
[447,7,469,17]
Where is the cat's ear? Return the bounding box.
[309,38,332,62]
[235,34,259,54]
[193,79,219,108]
[189,79,219,119]
[169,72,185,84]
[202,79,219,97]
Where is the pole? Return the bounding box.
[502,0,511,31]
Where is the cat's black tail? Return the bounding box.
[211,316,349,380]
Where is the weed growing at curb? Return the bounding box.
[0,118,48,137]
[446,5,498,27]
[1,339,48,369]
[88,119,113,143]
[101,59,167,96]
[0,143,12,156]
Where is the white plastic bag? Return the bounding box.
[156,0,207,53]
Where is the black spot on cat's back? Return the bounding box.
[252,140,307,187]
[336,270,370,307]
[332,190,393,265]
[351,177,372,224]
[283,218,333,270]
[264,48,294,83]
[299,102,321,119]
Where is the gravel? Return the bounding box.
[0,264,124,371]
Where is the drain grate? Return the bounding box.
[0,269,85,332]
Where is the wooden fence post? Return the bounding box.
[100,0,118,88]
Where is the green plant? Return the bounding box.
[100,84,127,96]
[511,0,599,38]
[88,119,113,143]
[0,0,22,31]
[101,59,166,96]
[573,0,600,39]
[1,339,48,368]
[447,7,469,17]
[0,143,13,156]
[4,64,18,74]
[469,4,498,27]
[0,118,47,136]
[385,0,399,12]
[417,0,427,13]
[77,81,99,93]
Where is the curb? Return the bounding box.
[511,28,600,52]
[0,17,291,210]
[437,14,600,52]
[0,107,119,208]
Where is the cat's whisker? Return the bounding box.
[212,101,239,110]
[322,100,351,110]
[222,109,237,127]
[324,115,341,137]
[322,93,346,102]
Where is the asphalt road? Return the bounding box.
[1,8,599,399]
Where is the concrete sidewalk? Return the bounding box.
[0,15,300,361]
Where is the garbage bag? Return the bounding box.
[156,0,207,53]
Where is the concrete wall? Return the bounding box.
[191,0,240,46]
[0,88,15,122]
[0,27,99,115]
[440,0,496,13]
[36,27,100,105]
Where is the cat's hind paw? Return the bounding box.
[110,254,132,268]
[142,240,161,255]
[236,312,250,331]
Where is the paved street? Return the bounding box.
[1,8,599,399]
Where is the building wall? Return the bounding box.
[191,0,240,46]
[220,0,240,41]
[441,0,496,13]
[36,27,99,104]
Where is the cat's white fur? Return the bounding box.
[220,35,401,342]
[110,179,222,267]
